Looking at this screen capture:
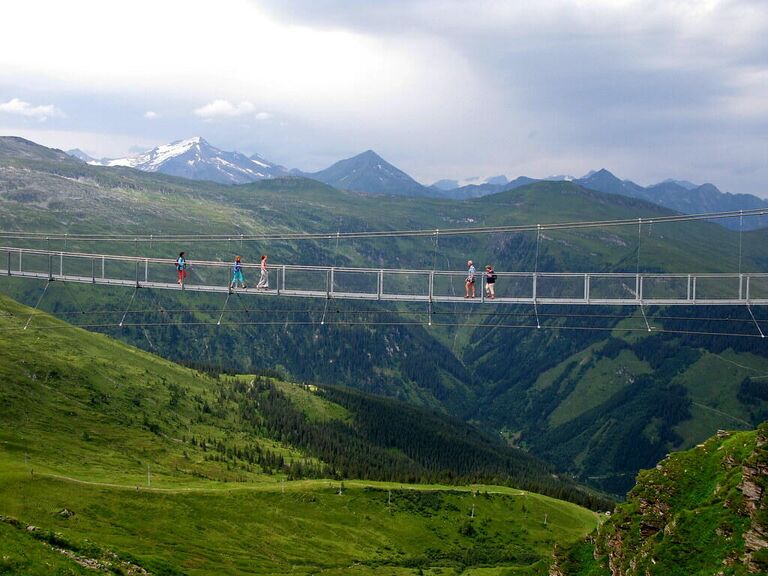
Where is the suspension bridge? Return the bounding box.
[4,246,768,307]
[3,208,768,337]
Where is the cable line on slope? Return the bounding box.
[1,316,765,338]
[1,208,766,243]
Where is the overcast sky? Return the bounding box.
[1,0,766,194]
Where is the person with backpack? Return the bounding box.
[176,252,188,285]
[485,264,497,299]
[230,255,246,290]
[256,254,269,289]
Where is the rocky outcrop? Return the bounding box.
[0,514,150,575]
[740,425,768,573]
[560,423,768,575]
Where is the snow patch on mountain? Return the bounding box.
[89,137,288,185]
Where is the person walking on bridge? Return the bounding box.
[256,254,269,289]
[465,260,476,298]
[485,264,496,299]
[230,255,246,290]
[176,252,188,285]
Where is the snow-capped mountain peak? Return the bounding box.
[90,138,288,185]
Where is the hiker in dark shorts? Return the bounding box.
[485,264,496,299]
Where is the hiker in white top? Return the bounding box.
[256,255,269,289]
[465,260,476,298]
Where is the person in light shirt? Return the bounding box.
[256,254,269,289]
[465,260,476,298]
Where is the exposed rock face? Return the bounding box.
[740,426,768,572]
[560,423,768,575]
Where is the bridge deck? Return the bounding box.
[4,244,768,307]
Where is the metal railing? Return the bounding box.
[3,246,768,305]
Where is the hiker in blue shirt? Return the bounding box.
[176,252,188,285]
[230,255,246,290]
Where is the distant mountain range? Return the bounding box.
[576,169,768,230]
[436,168,768,229]
[64,136,768,229]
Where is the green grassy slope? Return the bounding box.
[0,293,599,574]
[554,422,768,575]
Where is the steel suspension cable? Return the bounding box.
[1,208,766,243]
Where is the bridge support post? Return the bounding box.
[584,274,590,303]
[378,270,383,300]
[91,258,95,284]
[7,250,11,276]
[145,259,149,283]
[746,275,751,303]
[48,254,53,281]
[739,274,744,301]
[329,268,334,298]
[135,260,140,288]
[429,271,434,302]
[687,274,691,301]
[692,276,697,302]
[59,252,63,277]
[280,265,285,295]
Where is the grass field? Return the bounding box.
[0,458,597,575]
[0,293,598,574]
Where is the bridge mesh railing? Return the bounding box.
[4,247,768,305]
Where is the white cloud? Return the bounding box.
[194,99,272,120]
[194,99,253,118]
[144,110,158,119]
[0,98,64,121]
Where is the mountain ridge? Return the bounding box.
[54,134,768,227]
[83,136,289,185]
[301,149,435,197]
